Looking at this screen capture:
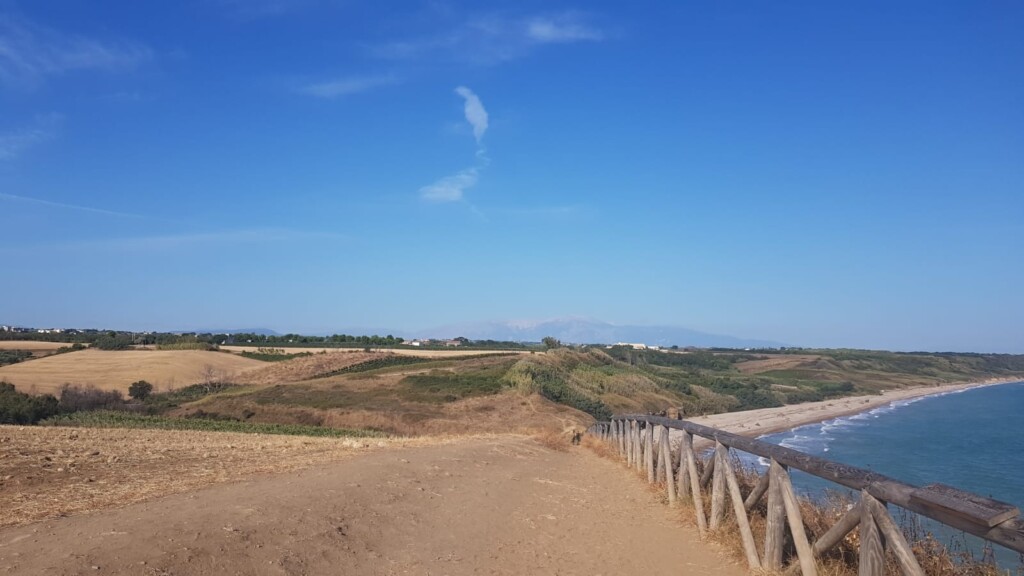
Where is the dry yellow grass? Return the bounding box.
[0,340,76,359]
[733,354,822,374]
[0,349,265,395]
[220,345,532,358]
[0,341,73,351]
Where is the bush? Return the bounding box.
[93,334,133,350]
[240,348,311,362]
[0,349,32,366]
[58,384,125,413]
[0,382,59,424]
[128,380,154,400]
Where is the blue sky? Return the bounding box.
[1,1,1022,352]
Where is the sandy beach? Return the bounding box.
[688,376,1023,441]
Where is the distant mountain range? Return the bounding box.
[420,318,784,349]
[184,319,784,349]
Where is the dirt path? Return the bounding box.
[0,436,743,576]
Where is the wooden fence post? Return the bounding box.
[773,461,818,576]
[717,443,762,569]
[859,490,884,576]
[645,422,656,483]
[710,444,726,530]
[764,464,785,570]
[677,431,691,498]
[866,494,924,576]
[660,426,676,505]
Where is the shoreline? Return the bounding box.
[688,377,1023,442]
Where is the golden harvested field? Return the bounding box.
[220,345,532,358]
[0,340,75,358]
[0,349,265,395]
[234,350,379,386]
[733,354,821,374]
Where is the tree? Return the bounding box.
[128,380,154,400]
[542,336,562,350]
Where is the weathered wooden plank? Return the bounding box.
[764,467,786,570]
[858,490,885,576]
[661,426,677,505]
[719,443,762,569]
[685,432,708,536]
[635,422,643,473]
[700,451,716,489]
[625,421,632,466]
[744,468,770,512]
[645,423,656,483]
[678,431,692,499]
[775,461,818,576]
[710,447,726,530]
[910,483,1019,528]
[812,501,861,557]
[867,494,924,576]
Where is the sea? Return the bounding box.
[743,381,1024,569]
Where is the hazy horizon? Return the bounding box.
[2,2,1022,354]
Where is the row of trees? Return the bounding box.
[0,380,155,425]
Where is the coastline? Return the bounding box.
[688,377,1023,442]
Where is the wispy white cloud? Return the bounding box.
[0,228,345,255]
[80,228,342,251]
[0,113,61,161]
[0,191,143,218]
[419,167,479,203]
[526,15,604,43]
[371,11,604,65]
[0,15,152,89]
[420,87,491,204]
[298,75,396,98]
[455,86,488,144]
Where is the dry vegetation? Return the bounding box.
[233,350,380,386]
[0,341,74,358]
[0,424,407,528]
[0,349,265,395]
[221,345,530,358]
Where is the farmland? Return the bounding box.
[0,349,264,395]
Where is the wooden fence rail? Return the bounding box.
[587,415,1023,576]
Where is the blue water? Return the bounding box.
[745,382,1024,568]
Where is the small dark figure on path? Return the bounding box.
[571,430,582,445]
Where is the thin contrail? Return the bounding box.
[0,192,144,218]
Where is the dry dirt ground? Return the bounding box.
[0,350,265,395]
[0,426,400,529]
[0,433,743,576]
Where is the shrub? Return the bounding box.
[128,380,154,400]
[58,384,125,413]
[93,334,133,350]
[0,382,59,424]
[0,349,32,366]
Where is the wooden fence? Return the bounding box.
[587,415,1023,576]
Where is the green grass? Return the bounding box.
[313,355,432,378]
[142,382,245,413]
[399,370,506,403]
[41,410,383,438]
[241,350,312,362]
